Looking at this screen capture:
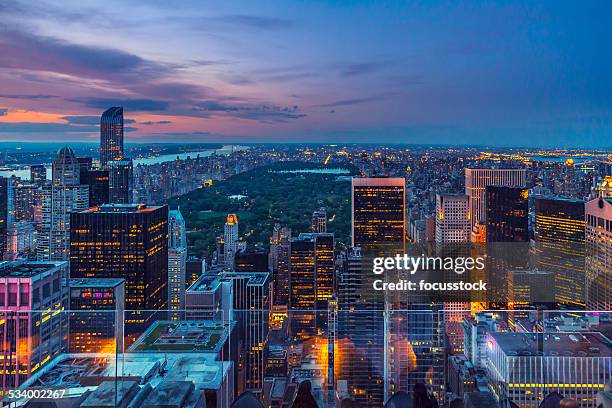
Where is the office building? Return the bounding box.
[485,186,529,242]
[352,177,405,252]
[100,106,124,168]
[0,261,69,388]
[585,198,612,311]
[107,158,133,204]
[186,256,205,287]
[0,177,7,259]
[435,194,471,243]
[69,278,125,353]
[224,214,239,270]
[465,168,526,226]
[80,168,109,206]
[312,207,327,233]
[269,224,291,306]
[12,182,39,222]
[535,197,585,307]
[168,209,187,319]
[29,164,47,185]
[37,147,89,261]
[235,249,269,272]
[289,233,334,340]
[69,204,168,336]
[487,331,611,406]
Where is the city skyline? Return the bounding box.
[1,1,612,147]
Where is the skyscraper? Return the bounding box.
[351,177,405,251]
[465,168,526,226]
[29,164,47,185]
[37,147,89,261]
[535,197,585,307]
[269,224,291,306]
[79,168,110,206]
[168,209,187,320]
[289,233,334,339]
[311,207,327,233]
[107,159,133,203]
[435,194,471,243]
[100,106,124,168]
[485,186,529,242]
[224,214,239,270]
[0,177,7,259]
[0,261,69,388]
[585,197,612,311]
[69,204,168,336]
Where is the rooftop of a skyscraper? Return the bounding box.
[0,260,66,278]
[489,331,612,357]
[79,203,163,213]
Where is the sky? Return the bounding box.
[1,0,611,147]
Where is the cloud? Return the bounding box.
[61,115,100,125]
[340,61,390,77]
[193,100,305,122]
[0,122,98,133]
[0,108,7,116]
[312,94,390,108]
[213,14,294,30]
[140,120,172,125]
[71,97,170,111]
[0,94,59,100]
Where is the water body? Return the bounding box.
[526,155,597,163]
[274,168,351,174]
[0,145,249,179]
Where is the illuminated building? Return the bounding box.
[12,182,39,222]
[535,197,585,307]
[68,278,125,353]
[0,261,68,389]
[186,256,205,287]
[69,204,168,336]
[37,147,89,261]
[289,233,334,340]
[595,175,612,198]
[435,194,471,243]
[0,177,7,259]
[465,168,526,226]
[168,209,187,320]
[6,221,36,261]
[29,164,47,185]
[79,168,109,206]
[224,214,239,270]
[269,224,291,306]
[461,313,497,370]
[485,186,528,242]
[487,331,611,406]
[100,106,124,168]
[235,249,269,272]
[585,198,612,311]
[107,158,133,204]
[351,177,405,251]
[312,207,327,233]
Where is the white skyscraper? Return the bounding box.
[37,147,88,261]
[224,214,239,270]
[168,209,187,319]
[435,194,471,243]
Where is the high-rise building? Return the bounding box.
[289,233,334,339]
[535,197,585,307]
[351,177,405,251]
[435,194,471,243]
[168,209,186,320]
[100,106,124,168]
[487,332,611,406]
[0,177,7,259]
[585,198,612,311]
[465,168,526,226]
[0,261,69,388]
[485,186,529,242]
[311,207,327,233]
[69,204,168,336]
[29,165,47,185]
[269,224,291,306]
[107,159,133,204]
[224,214,239,270]
[80,168,109,206]
[235,249,269,272]
[69,278,125,353]
[37,147,89,261]
[12,182,39,222]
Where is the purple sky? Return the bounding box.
[1,1,611,147]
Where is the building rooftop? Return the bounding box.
[221,271,269,286]
[490,331,612,357]
[0,261,66,279]
[69,278,125,288]
[128,320,235,353]
[79,203,164,214]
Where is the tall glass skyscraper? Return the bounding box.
[100,106,124,168]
